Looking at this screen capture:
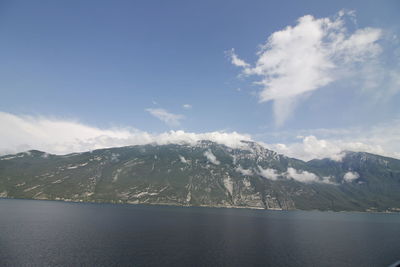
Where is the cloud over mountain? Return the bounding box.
[0,112,251,155]
[0,112,399,161]
[263,121,400,161]
[204,150,220,165]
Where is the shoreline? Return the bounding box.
[1,196,399,214]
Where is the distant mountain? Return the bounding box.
[1,141,399,212]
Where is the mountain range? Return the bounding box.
[1,141,399,212]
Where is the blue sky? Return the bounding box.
[0,0,399,159]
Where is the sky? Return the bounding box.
[0,0,399,160]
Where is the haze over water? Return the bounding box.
[1,199,399,266]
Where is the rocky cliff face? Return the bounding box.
[1,141,400,211]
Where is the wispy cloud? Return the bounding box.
[179,155,188,164]
[244,165,332,184]
[258,166,279,180]
[286,168,320,183]
[228,48,250,67]
[182,104,192,109]
[204,149,220,165]
[146,108,184,127]
[235,166,253,176]
[230,10,383,126]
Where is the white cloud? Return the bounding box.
[228,48,249,67]
[235,166,253,176]
[0,112,252,155]
[267,136,345,161]
[267,135,386,162]
[258,166,279,180]
[182,104,192,109]
[146,108,184,127]
[343,171,360,182]
[286,167,320,183]
[231,11,383,126]
[321,176,335,184]
[1,111,400,163]
[256,166,332,184]
[110,153,120,162]
[263,120,400,161]
[204,149,220,165]
[179,155,188,164]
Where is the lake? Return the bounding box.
[0,199,399,266]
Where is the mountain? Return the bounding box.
[0,141,399,212]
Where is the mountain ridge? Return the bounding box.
[1,141,399,212]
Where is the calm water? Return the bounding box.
[0,199,399,266]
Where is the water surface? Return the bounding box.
[0,199,399,266]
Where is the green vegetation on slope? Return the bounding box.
[0,141,399,212]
